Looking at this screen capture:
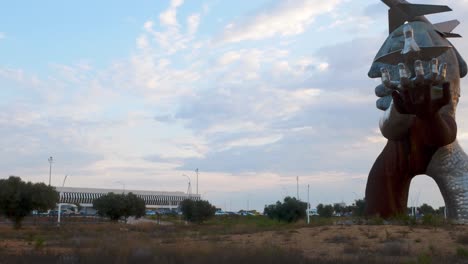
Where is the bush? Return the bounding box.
[419,204,435,215]
[421,214,444,227]
[353,199,366,217]
[456,247,468,258]
[264,197,307,223]
[316,204,334,218]
[180,199,216,223]
[93,192,145,222]
[0,176,58,229]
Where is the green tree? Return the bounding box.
[180,199,216,223]
[333,203,344,216]
[419,203,435,215]
[93,192,145,222]
[0,176,58,229]
[353,199,366,217]
[124,192,146,219]
[264,197,307,222]
[436,206,445,216]
[316,204,334,218]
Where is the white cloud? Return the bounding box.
[0,32,5,39]
[187,14,200,35]
[222,134,283,150]
[218,51,241,66]
[136,35,149,49]
[220,0,342,43]
[143,21,154,32]
[159,0,184,27]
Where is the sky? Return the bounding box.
[2,0,468,212]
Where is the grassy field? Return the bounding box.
[1,215,468,263]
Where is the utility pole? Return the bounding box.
[48,156,53,186]
[307,184,310,224]
[296,176,299,200]
[182,174,191,199]
[195,168,199,195]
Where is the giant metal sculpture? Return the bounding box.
[365,0,468,222]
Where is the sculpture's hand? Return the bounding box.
[382,59,456,147]
[386,59,450,119]
[392,82,451,119]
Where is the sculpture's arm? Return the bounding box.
[417,106,457,147]
[392,68,457,147]
[379,100,414,140]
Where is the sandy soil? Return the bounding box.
[1,222,467,261]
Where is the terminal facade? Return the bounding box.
[55,186,200,210]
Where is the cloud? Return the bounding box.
[220,0,342,43]
[159,0,184,27]
[0,32,5,39]
[187,14,200,35]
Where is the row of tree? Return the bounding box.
[0,176,216,228]
[316,199,366,218]
[264,197,307,222]
[0,176,448,228]
[263,197,367,222]
[0,176,58,229]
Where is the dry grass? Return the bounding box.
[2,217,468,263]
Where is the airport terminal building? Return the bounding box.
[55,186,200,210]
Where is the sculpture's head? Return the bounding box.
[369,1,467,111]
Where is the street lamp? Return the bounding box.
[182,174,191,198]
[195,168,199,195]
[58,174,69,226]
[307,184,310,224]
[48,156,53,186]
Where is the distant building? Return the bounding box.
[55,186,200,209]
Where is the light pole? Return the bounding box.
[182,174,191,198]
[307,184,310,224]
[296,176,299,200]
[48,156,53,186]
[195,168,199,195]
[58,174,69,226]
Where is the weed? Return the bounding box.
[34,236,45,250]
[416,253,432,264]
[457,234,468,245]
[343,242,360,254]
[456,247,468,258]
[368,216,384,225]
[379,241,409,256]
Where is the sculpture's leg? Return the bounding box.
[365,140,413,218]
[427,140,468,223]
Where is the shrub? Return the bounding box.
[264,197,307,222]
[456,247,468,258]
[457,234,468,245]
[0,176,58,229]
[316,204,334,218]
[421,214,443,227]
[419,204,435,215]
[180,199,216,223]
[93,192,145,222]
[353,199,366,217]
